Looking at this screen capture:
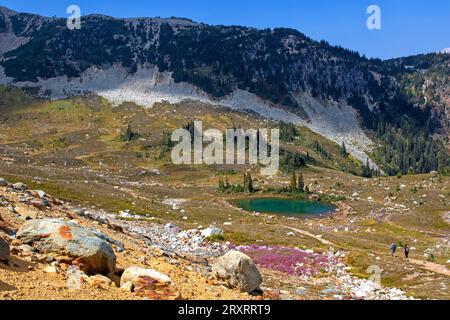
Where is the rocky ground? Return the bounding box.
[0,177,421,300]
[0,178,253,300]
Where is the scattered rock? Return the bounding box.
[295,287,307,295]
[0,237,10,261]
[87,274,113,288]
[16,219,116,275]
[73,208,86,215]
[0,178,8,187]
[28,199,47,211]
[36,190,46,198]
[11,244,34,256]
[59,262,68,271]
[120,266,171,287]
[76,210,228,257]
[164,223,181,233]
[12,182,28,191]
[43,265,58,273]
[201,227,224,238]
[212,250,262,293]
[120,281,134,292]
[134,276,181,300]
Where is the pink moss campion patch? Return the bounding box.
[230,244,339,277]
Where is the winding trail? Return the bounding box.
[443,211,450,226]
[281,226,450,277]
[281,225,337,247]
[408,259,450,277]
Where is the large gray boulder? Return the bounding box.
[212,250,262,293]
[0,237,9,261]
[16,219,116,274]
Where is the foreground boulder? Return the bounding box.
[120,267,180,300]
[120,266,171,287]
[0,237,9,261]
[16,219,116,274]
[212,250,262,293]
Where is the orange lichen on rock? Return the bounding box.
[59,225,73,240]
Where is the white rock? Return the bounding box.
[36,190,46,198]
[120,281,134,292]
[43,265,58,273]
[201,227,224,238]
[120,266,171,287]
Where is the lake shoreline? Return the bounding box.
[229,197,337,219]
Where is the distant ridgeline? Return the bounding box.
[0,7,449,175]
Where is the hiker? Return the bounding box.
[390,242,397,257]
[404,245,410,259]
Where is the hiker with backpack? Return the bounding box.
[390,242,397,257]
[404,245,410,259]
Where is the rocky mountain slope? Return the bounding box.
[0,6,448,174]
[383,53,450,144]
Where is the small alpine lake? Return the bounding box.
[234,197,336,218]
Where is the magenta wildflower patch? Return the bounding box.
[230,244,339,277]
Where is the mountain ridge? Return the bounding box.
[0,6,448,175]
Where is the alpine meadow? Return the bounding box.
[0,2,449,304]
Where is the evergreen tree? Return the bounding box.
[290,171,297,192]
[245,172,253,193]
[279,122,298,142]
[121,124,138,141]
[341,142,348,157]
[298,172,305,193]
[244,172,254,193]
[224,176,230,189]
[218,177,225,190]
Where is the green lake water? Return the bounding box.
[235,197,336,218]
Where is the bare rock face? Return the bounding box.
[16,219,116,274]
[0,236,9,261]
[212,251,262,293]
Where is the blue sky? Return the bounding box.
[1,0,449,59]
